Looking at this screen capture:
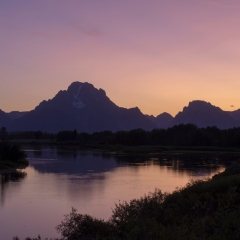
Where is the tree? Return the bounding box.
[73,129,77,140]
[1,127,6,143]
[34,131,43,141]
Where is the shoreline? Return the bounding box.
[0,159,29,172]
[12,140,240,155]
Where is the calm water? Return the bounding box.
[0,146,237,239]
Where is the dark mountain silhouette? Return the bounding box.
[228,109,240,123]
[11,82,157,133]
[7,111,28,120]
[0,109,11,129]
[146,112,173,129]
[0,111,28,131]
[170,100,239,129]
[2,84,240,132]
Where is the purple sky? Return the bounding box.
[1,0,240,116]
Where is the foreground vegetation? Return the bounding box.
[15,161,240,240]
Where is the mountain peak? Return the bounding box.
[67,81,106,99]
[146,112,173,129]
[170,100,237,129]
[188,100,216,108]
[12,81,155,133]
[67,82,93,92]
[156,112,173,118]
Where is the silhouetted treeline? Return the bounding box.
[0,143,26,161]
[8,131,55,141]
[8,124,240,148]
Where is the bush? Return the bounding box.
[56,208,115,240]
[1,143,27,162]
[55,163,240,239]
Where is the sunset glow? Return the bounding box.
[1,0,240,116]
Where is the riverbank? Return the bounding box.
[0,143,29,171]
[55,161,240,240]
[10,139,240,155]
[14,161,240,240]
[0,159,29,171]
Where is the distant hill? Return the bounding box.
[170,100,240,129]
[146,112,173,129]
[1,84,240,133]
[11,82,156,133]
[229,109,240,123]
[0,109,11,129]
[7,111,28,120]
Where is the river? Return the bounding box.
[0,145,237,239]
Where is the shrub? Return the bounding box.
[56,163,240,239]
[1,143,27,162]
[56,208,115,240]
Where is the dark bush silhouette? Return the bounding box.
[1,143,26,161]
[54,163,240,240]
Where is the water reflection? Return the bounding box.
[23,147,236,207]
[0,146,239,240]
[27,149,122,176]
[0,170,27,206]
[115,152,237,177]
[24,147,239,196]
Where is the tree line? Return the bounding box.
[0,127,28,169]
[7,124,240,147]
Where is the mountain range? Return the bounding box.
[1,82,240,133]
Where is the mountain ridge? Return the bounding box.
[146,112,173,129]
[169,100,240,129]
[1,83,240,132]
[10,82,157,133]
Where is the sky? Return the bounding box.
[1,0,240,116]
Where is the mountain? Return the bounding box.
[3,85,240,133]
[0,109,11,129]
[146,112,173,129]
[170,100,239,129]
[12,82,157,133]
[7,111,28,120]
[0,111,28,131]
[229,109,240,123]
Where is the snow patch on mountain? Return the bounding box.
[74,85,82,99]
[72,85,86,109]
[72,98,86,109]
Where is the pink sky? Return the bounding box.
[1,0,240,116]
